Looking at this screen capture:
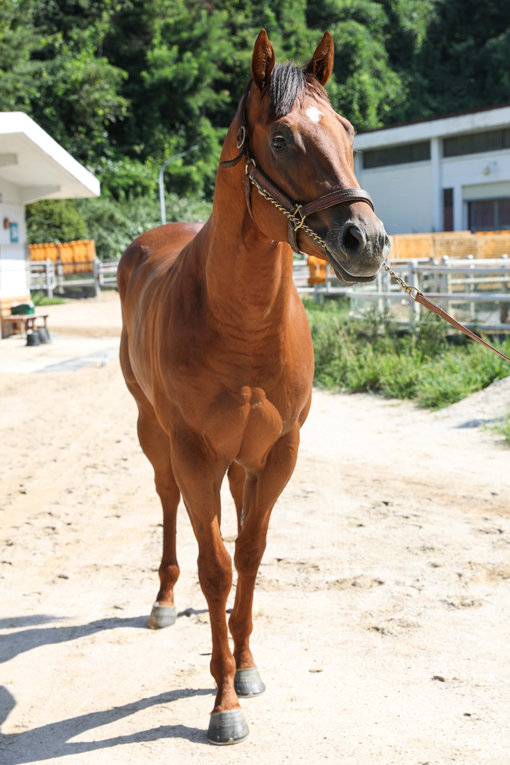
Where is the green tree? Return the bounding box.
[0,0,41,111]
[306,1,404,130]
[29,2,128,162]
[407,0,510,119]
[5,0,510,220]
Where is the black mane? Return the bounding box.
[267,62,328,119]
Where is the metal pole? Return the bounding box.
[158,146,198,224]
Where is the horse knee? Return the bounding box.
[198,548,233,602]
[234,540,266,579]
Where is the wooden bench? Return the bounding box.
[2,313,49,337]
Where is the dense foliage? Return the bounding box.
[3,0,509,252]
[305,300,510,409]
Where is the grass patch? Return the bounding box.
[304,298,510,410]
[31,291,66,306]
[491,415,510,445]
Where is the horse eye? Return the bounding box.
[271,135,287,151]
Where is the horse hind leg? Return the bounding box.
[136,402,181,629]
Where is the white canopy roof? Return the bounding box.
[0,112,100,204]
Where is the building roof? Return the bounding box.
[355,104,510,152]
[0,112,100,203]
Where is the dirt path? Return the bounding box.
[1,295,510,764]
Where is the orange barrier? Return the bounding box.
[307,255,327,285]
[388,231,510,262]
[29,240,96,275]
[305,232,510,285]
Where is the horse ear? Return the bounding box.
[252,29,275,91]
[306,31,334,86]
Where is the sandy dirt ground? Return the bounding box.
[1,292,510,764]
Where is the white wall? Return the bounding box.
[359,161,433,235]
[0,179,29,300]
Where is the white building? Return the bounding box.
[354,104,510,235]
[0,112,99,316]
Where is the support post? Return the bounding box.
[158,145,198,224]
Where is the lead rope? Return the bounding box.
[382,262,510,363]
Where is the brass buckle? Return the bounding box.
[291,204,305,231]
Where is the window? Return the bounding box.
[468,198,510,231]
[443,188,454,231]
[444,128,510,158]
[500,199,510,228]
[362,141,430,169]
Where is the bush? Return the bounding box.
[76,193,212,260]
[26,199,87,243]
[305,300,510,409]
[25,193,213,262]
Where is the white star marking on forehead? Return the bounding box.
[306,106,323,124]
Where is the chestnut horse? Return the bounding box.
[118,29,389,745]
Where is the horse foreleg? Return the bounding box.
[229,427,300,697]
[170,427,248,745]
[136,404,181,629]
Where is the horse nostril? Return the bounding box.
[341,223,364,255]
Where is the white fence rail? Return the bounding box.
[293,254,510,331]
[31,254,510,331]
[30,258,120,297]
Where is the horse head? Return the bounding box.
[237,29,390,285]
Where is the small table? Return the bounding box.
[2,313,49,337]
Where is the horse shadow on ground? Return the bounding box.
[0,610,208,664]
[0,685,211,763]
[0,611,213,760]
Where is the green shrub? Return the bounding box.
[26,191,212,261]
[305,300,510,409]
[26,199,87,243]
[76,193,212,261]
[31,291,66,306]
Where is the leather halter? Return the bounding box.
[220,87,374,255]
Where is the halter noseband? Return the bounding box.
[220,87,374,256]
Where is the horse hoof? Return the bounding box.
[234,667,266,697]
[207,708,249,745]
[147,603,177,629]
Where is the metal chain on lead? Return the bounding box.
[249,175,331,254]
[382,262,422,299]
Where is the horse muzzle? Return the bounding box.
[325,216,391,285]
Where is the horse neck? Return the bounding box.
[204,164,295,328]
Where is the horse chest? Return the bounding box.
[201,385,285,468]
